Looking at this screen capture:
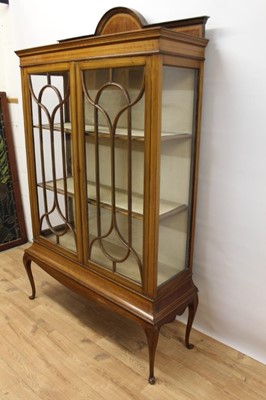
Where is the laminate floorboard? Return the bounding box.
[1,244,265,399]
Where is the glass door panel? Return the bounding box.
[29,71,77,253]
[81,66,145,284]
[158,66,197,285]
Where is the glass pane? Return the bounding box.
[82,66,145,284]
[158,66,197,286]
[30,72,77,253]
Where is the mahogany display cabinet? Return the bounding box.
[16,8,209,383]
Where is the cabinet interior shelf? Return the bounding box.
[38,177,187,220]
[35,123,192,141]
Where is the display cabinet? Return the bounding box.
[17,8,208,383]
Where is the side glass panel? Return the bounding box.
[81,66,145,284]
[158,66,197,285]
[29,71,77,253]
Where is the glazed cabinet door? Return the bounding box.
[76,58,148,289]
[22,63,82,259]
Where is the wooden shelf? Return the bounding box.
[84,124,192,141]
[38,176,187,219]
[34,122,192,141]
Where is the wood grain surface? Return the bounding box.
[1,244,265,399]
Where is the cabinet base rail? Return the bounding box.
[23,246,198,384]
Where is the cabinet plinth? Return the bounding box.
[17,7,208,384]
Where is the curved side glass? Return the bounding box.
[158,66,197,286]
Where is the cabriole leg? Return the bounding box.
[23,253,36,300]
[143,324,160,385]
[185,293,198,349]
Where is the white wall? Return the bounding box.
[0,5,8,89]
[1,0,266,364]
[0,2,31,238]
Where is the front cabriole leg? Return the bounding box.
[23,252,36,300]
[143,323,160,384]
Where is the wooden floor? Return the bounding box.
[1,244,266,400]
